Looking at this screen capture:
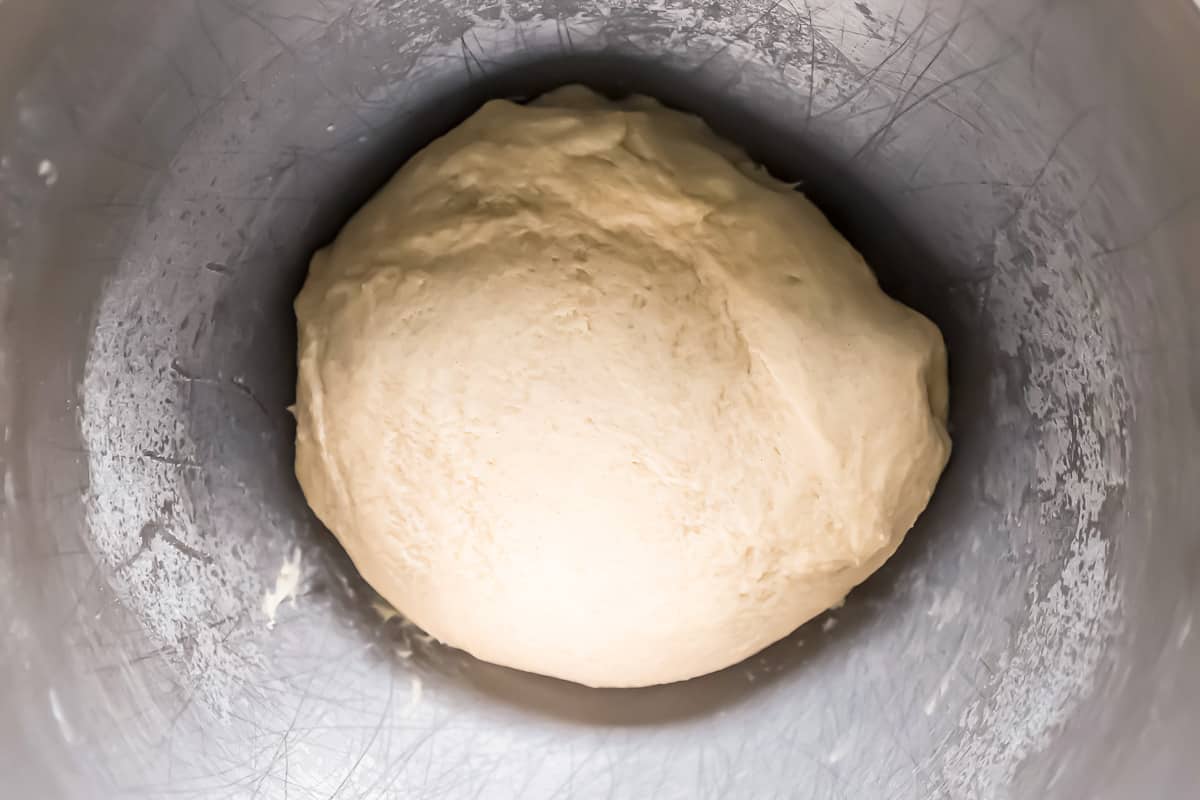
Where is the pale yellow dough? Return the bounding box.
[294,86,951,688]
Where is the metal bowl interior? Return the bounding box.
[1,0,1198,798]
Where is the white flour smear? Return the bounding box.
[937,168,1126,796]
[261,548,304,629]
[80,261,269,714]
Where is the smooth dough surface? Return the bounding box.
[294,86,951,688]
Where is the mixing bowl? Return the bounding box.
[2,0,1197,797]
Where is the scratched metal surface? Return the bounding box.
[0,0,1198,797]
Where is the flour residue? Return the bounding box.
[262,548,304,629]
[938,170,1127,796]
[80,260,269,714]
[943,536,1119,795]
[48,689,76,745]
[36,158,57,186]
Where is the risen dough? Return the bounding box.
[294,86,951,688]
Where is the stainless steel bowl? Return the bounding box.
[2,0,1197,797]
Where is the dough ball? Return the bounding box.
[294,86,951,688]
